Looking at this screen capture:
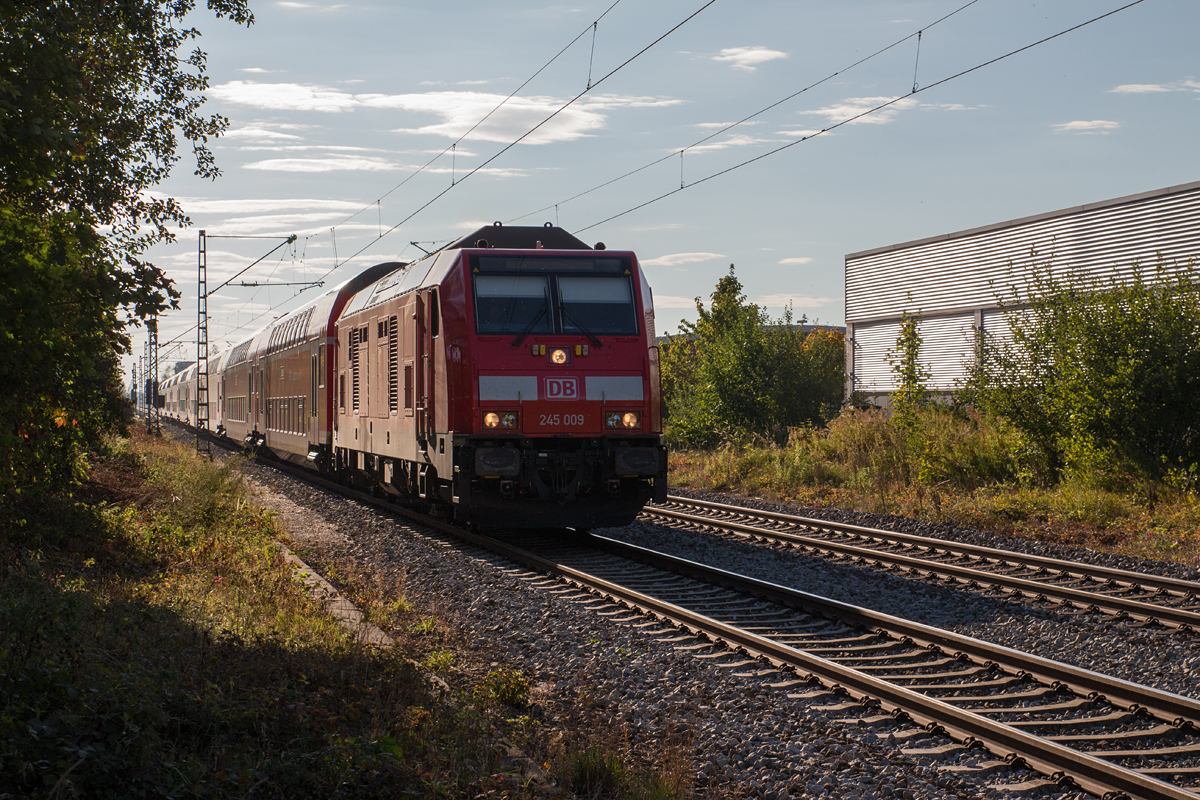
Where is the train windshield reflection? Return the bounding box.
[559,276,637,334]
[474,274,551,335]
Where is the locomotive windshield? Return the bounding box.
[474,275,551,335]
[559,276,637,334]
[471,256,639,337]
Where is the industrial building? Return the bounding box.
[844,180,1200,403]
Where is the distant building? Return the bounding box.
[844,180,1200,404]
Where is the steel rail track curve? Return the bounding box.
[646,496,1200,631]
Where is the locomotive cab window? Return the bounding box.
[474,275,550,335]
[470,255,638,337]
[559,276,637,335]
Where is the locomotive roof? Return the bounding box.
[448,224,593,251]
[343,226,605,316]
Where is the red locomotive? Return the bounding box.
[162,224,667,529]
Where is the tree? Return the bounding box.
[660,265,845,446]
[0,0,254,503]
[886,308,931,428]
[968,258,1200,485]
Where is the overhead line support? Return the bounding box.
[197,230,211,460]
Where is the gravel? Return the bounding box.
[229,448,1167,799]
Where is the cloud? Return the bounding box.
[204,212,362,236]
[695,121,763,129]
[712,46,787,72]
[682,133,776,153]
[171,197,368,214]
[776,129,822,138]
[380,92,607,144]
[650,295,701,309]
[208,83,680,145]
[239,155,526,177]
[221,126,304,141]
[801,96,982,127]
[242,156,404,172]
[1051,120,1120,134]
[804,96,920,126]
[229,144,395,153]
[640,252,724,267]
[754,293,835,307]
[239,67,281,74]
[382,92,679,144]
[210,81,359,112]
[1111,79,1200,94]
[778,257,813,265]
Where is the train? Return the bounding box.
[159,224,667,529]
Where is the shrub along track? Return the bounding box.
[198,429,1200,800]
[644,496,1200,633]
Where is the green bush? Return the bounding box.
[660,266,844,447]
[966,257,1200,487]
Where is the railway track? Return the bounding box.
[184,427,1200,798]
[481,529,1200,800]
[644,495,1200,632]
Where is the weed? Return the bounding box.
[422,650,455,673]
[561,746,625,796]
[475,668,531,709]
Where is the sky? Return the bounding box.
[136,0,1200,376]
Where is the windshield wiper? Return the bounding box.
[560,303,602,348]
[511,287,550,347]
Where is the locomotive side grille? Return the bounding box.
[387,315,398,413]
[350,327,360,414]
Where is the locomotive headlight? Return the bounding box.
[549,347,569,365]
[484,412,501,428]
[500,412,518,429]
[605,412,622,429]
[622,412,640,429]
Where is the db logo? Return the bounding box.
[544,377,578,400]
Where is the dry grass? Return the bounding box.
[0,428,695,799]
[669,409,1200,568]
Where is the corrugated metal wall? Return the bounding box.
[845,180,1200,397]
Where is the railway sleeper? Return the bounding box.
[1046,722,1183,744]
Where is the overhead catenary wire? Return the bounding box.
[315,0,721,280]
[152,0,707,357]
[320,0,627,236]
[159,236,297,349]
[507,0,982,225]
[573,0,1150,234]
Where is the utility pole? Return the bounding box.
[197,230,212,459]
[148,317,161,435]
